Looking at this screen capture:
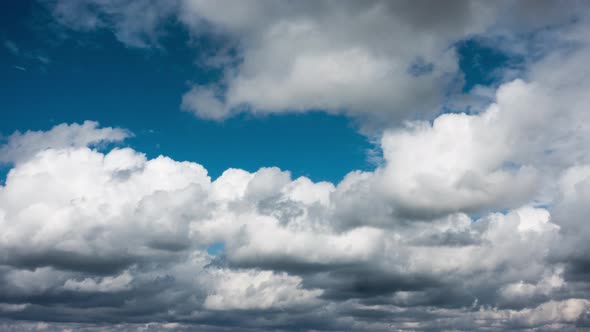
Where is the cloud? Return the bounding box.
[551,165,590,282]
[0,111,584,331]
[62,271,133,293]
[4,1,590,330]
[200,269,322,310]
[181,85,230,121]
[377,105,538,218]
[0,121,130,164]
[176,0,487,125]
[5,44,590,324]
[47,0,178,48]
[43,0,585,129]
[4,35,590,327]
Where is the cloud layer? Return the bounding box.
[3,45,590,328]
[3,0,590,331]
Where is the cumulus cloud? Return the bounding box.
[3,1,590,331]
[0,98,587,331]
[0,121,130,164]
[200,269,322,310]
[62,271,133,293]
[43,0,586,129]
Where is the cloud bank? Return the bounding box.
[2,0,590,331]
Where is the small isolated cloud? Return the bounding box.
[0,120,131,164]
[181,85,230,120]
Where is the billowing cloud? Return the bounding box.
[3,1,590,331]
[43,0,586,129]
[200,269,322,310]
[0,121,130,164]
[1,72,589,330]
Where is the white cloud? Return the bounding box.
[0,116,585,329]
[3,39,590,325]
[5,2,590,330]
[176,0,490,124]
[62,271,133,293]
[181,86,230,120]
[45,1,584,128]
[377,104,538,217]
[200,269,322,310]
[0,121,130,164]
[499,268,565,301]
[506,298,590,327]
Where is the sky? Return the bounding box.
[1,1,590,331]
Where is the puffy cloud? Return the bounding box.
[0,118,577,331]
[5,1,590,331]
[175,0,487,124]
[476,298,590,329]
[4,41,590,326]
[43,0,585,128]
[4,50,590,323]
[372,35,590,217]
[0,121,130,164]
[378,106,538,218]
[499,268,565,303]
[200,269,322,310]
[550,164,590,286]
[181,86,231,121]
[62,271,133,293]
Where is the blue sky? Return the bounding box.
[1,0,372,183]
[1,0,514,184]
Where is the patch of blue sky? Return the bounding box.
[206,242,225,256]
[0,164,10,186]
[0,1,373,184]
[432,37,526,119]
[1,2,537,185]
[457,38,524,92]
